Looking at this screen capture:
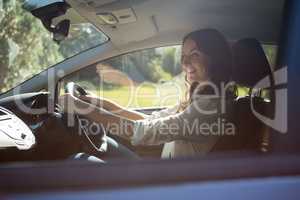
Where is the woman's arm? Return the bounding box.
[60,94,226,146]
[60,94,135,139]
[79,95,147,120]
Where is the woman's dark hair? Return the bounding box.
[178,29,233,111]
[183,29,233,86]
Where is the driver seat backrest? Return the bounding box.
[211,38,273,153]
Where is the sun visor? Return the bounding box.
[69,0,119,12]
[70,0,137,25]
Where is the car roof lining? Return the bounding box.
[66,0,285,49]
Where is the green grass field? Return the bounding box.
[88,83,184,108]
[62,79,252,109]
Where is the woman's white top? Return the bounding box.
[131,96,234,159]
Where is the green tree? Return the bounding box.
[58,23,108,58]
[0,0,63,92]
[0,0,108,93]
[161,47,181,76]
[103,48,166,83]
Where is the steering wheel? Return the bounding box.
[64,82,108,153]
[63,82,140,161]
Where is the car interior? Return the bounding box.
[0,0,286,164]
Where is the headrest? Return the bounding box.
[232,38,272,88]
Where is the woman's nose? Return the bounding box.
[183,63,193,71]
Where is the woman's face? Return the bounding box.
[181,38,210,83]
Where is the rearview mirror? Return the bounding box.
[22,0,71,43]
[53,19,70,43]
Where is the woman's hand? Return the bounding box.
[77,94,104,108]
[59,93,100,116]
[59,93,136,139]
[78,94,94,102]
[62,93,146,121]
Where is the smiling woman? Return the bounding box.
[0,0,108,94]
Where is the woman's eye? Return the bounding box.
[190,53,200,61]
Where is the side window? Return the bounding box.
[61,46,185,109]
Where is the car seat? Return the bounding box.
[211,38,274,153]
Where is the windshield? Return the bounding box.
[0,0,108,94]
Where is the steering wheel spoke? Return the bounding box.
[64,82,107,153]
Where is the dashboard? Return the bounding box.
[0,106,35,150]
[0,92,84,163]
[0,92,160,163]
